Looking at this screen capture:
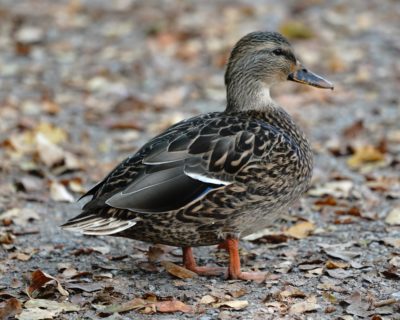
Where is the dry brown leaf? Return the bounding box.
[16,299,79,320]
[334,207,362,217]
[325,260,349,269]
[289,295,320,314]
[200,295,217,304]
[35,133,64,167]
[97,297,192,314]
[27,269,69,298]
[385,208,400,225]
[9,251,35,261]
[278,286,307,299]
[161,261,198,279]
[382,237,400,248]
[308,181,353,198]
[16,308,56,320]
[35,123,67,144]
[156,300,192,313]
[347,145,385,169]
[314,195,337,206]
[325,268,353,279]
[0,208,39,226]
[0,298,22,319]
[50,181,74,203]
[95,298,146,314]
[342,120,364,138]
[25,299,80,312]
[229,287,248,298]
[0,232,15,245]
[214,300,249,310]
[285,221,315,239]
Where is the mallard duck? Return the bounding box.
[62,31,333,281]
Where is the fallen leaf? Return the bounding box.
[97,297,192,314]
[323,249,361,262]
[289,296,320,314]
[342,120,364,138]
[285,221,315,239]
[16,308,56,320]
[27,269,69,298]
[0,232,15,245]
[347,145,385,169]
[265,301,288,313]
[325,268,353,279]
[16,299,79,320]
[279,21,314,39]
[156,300,192,313]
[278,286,307,299]
[200,295,217,304]
[0,298,22,319]
[325,260,349,269]
[0,208,39,226]
[24,299,80,312]
[335,207,362,217]
[382,238,400,248]
[389,256,400,267]
[95,298,147,313]
[344,292,371,317]
[243,229,288,243]
[228,287,248,298]
[214,300,249,310]
[50,181,74,203]
[308,181,353,198]
[315,196,337,206]
[66,282,103,293]
[35,133,64,167]
[17,176,43,192]
[35,122,67,144]
[9,251,35,261]
[381,266,400,280]
[385,207,400,225]
[161,261,198,279]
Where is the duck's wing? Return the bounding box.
[62,112,281,234]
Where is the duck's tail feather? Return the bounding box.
[61,211,137,236]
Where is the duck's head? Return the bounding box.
[225,31,333,111]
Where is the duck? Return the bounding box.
[62,31,333,281]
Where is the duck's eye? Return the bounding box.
[272,48,284,56]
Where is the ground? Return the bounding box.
[0,0,400,319]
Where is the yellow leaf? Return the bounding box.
[36,122,67,144]
[325,260,349,269]
[347,145,385,169]
[285,221,315,239]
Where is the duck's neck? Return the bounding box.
[225,78,273,112]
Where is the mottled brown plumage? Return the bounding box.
[62,31,333,280]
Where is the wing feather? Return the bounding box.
[63,112,286,232]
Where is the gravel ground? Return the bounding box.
[0,1,400,319]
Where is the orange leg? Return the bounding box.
[182,247,225,276]
[222,237,266,281]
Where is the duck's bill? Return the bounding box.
[288,68,334,90]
